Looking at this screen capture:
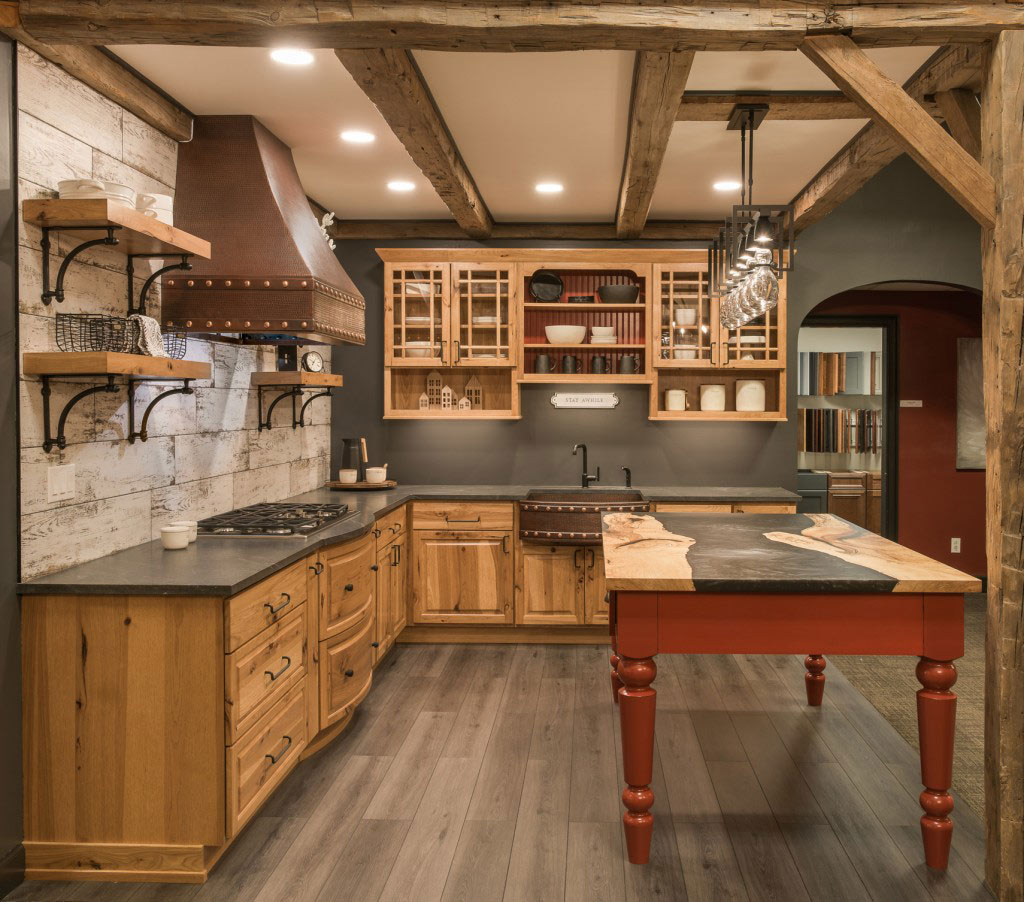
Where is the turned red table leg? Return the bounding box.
[618,655,656,864]
[610,650,623,704]
[805,654,826,706]
[916,657,957,869]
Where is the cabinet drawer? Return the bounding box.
[226,680,306,837]
[224,558,309,653]
[375,506,407,549]
[225,605,307,743]
[827,472,867,489]
[412,501,514,530]
[653,503,732,513]
[320,613,374,728]
[320,533,376,641]
[733,503,797,513]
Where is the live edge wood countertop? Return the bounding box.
[18,485,797,597]
[602,511,982,594]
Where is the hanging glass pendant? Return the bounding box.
[747,248,778,314]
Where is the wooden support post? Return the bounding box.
[801,34,995,229]
[933,88,982,158]
[980,28,1024,900]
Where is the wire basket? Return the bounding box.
[55,313,135,353]
[162,328,187,360]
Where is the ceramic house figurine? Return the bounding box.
[465,375,483,408]
[440,384,455,410]
[426,370,443,407]
[418,392,430,410]
[458,395,472,412]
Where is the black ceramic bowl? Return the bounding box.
[598,284,640,303]
[529,270,564,302]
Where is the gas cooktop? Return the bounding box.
[197,503,351,537]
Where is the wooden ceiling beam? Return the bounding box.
[790,43,988,232]
[0,2,191,141]
[329,219,720,241]
[335,48,493,239]
[800,34,994,228]
[616,50,695,239]
[933,88,982,158]
[15,2,1024,51]
[676,91,937,122]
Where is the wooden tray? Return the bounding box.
[327,480,398,491]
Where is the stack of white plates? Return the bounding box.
[472,315,498,324]
[405,315,432,325]
[58,179,136,208]
[590,325,617,344]
[138,192,173,225]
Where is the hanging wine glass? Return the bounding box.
[747,248,779,314]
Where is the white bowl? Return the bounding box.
[160,525,190,550]
[337,469,358,484]
[404,341,433,358]
[673,346,698,359]
[591,325,615,335]
[674,307,698,326]
[168,520,198,543]
[544,325,587,345]
[58,179,136,207]
[365,466,388,484]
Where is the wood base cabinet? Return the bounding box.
[516,544,608,625]
[373,506,408,665]
[412,530,514,623]
[320,613,374,728]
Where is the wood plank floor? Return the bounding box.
[7,644,992,902]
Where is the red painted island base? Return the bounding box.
[609,591,962,870]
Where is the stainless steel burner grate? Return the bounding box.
[197,502,350,537]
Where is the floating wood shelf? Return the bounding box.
[648,410,788,421]
[22,351,210,380]
[23,198,211,258]
[524,343,645,350]
[524,303,643,311]
[383,411,521,420]
[22,352,211,452]
[520,374,651,385]
[249,372,344,388]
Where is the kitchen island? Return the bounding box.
[601,510,981,872]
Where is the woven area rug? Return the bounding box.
[831,593,985,817]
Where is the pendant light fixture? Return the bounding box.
[708,104,794,329]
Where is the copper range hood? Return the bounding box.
[162,115,365,345]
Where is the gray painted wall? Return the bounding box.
[1,36,23,894]
[331,156,982,488]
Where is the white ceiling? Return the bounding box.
[110,44,936,223]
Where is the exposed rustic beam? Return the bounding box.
[791,43,989,232]
[801,34,994,228]
[676,91,927,121]
[15,2,1024,51]
[933,88,982,158]
[980,30,1024,900]
[330,219,720,241]
[336,47,492,239]
[0,3,191,141]
[617,50,695,239]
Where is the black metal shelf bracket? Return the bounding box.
[40,375,119,453]
[297,389,332,428]
[40,226,120,305]
[127,253,193,315]
[127,378,194,443]
[258,385,303,431]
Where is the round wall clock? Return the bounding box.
[301,351,325,373]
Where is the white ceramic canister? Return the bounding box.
[169,519,198,543]
[674,306,697,326]
[735,379,767,412]
[699,384,726,411]
[160,525,190,550]
[337,468,358,484]
[665,389,687,411]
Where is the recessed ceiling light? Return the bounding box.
[535,182,564,194]
[270,48,314,66]
[713,180,742,192]
[387,180,416,192]
[341,130,375,144]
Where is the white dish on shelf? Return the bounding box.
[472,315,499,324]
[58,179,136,208]
[673,307,698,326]
[590,338,619,344]
[403,340,434,358]
[728,335,767,345]
[591,325,616,336]
[544,325,587,345]
[672,346,698,359]
[405,315,432,325]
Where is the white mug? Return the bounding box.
[168,519,198,543]
[160,525,190,550]
[337,468,358,484]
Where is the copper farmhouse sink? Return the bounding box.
[519,491,648,546]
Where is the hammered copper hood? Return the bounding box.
[162,115,365,345]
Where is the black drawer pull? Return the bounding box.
[370,564,379,572]
[308,562,323,575]
[265,656,291,681]
[344,583,354,592]
[371,641,380,648]
[344,668,355,678]
[264,593,290,615]
[265,735,292,765]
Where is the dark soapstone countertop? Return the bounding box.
[19,484,798,597]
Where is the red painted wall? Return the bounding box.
[813,289,985,576]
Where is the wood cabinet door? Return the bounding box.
[717,274,786,369]
[385,263,451,367]
[653,263,717,367]
[517,544,584,625]
[390,538,408,635]
[373,544,393,665]
[319,615,374,728]
[411,530,513,623]
[828,488,867,527]
[451,264,517,366]
[584,547,609,625]
[319,534,375,641]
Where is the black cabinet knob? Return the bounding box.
[344,669,355,678]
[370,564,379,572]
[371,641,380,648]
[344,583,354,592]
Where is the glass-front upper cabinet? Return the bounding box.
[653,264,716,367]
[451,265,516,366]
[717,276,786,368]
[385,264,450,367]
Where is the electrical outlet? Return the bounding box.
[47,464,75,503]
[951,537,961,554]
